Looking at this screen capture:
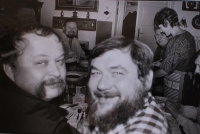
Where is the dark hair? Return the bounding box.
[154,7,180,30]
[89,36,153,80]
[63,19,78,38]
[0,23,61,68]
[63,19,78,31]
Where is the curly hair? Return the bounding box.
[154,7,180,30]
[89,36,153,82]
[0,23,61,69]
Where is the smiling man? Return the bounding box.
[78,36,171,134]
[0,24,72,133]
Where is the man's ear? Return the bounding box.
[143,70,153,91]
[3,64,15,81]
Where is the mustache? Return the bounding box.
[94,91,120,98]
[43,78,66,85]
[36,78,66,99]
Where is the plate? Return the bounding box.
[192,15,200,29]
[66,71,83,82]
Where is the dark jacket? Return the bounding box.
[0,72,72,133]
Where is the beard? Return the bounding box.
[35,78,66,100]
[88,88,148,133]
[65,31,78,38]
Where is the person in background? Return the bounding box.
[154,7,196,104]
[152,28,170,96]
[62,19,86,63]
[164,50,200,134]
[77,36,171,134]
[0,23,72,133]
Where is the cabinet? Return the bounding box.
[0,0,43,29]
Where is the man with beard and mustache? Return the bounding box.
[62,19,86,63]
[0,24,72,133]
[77,36,171,134]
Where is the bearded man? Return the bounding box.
[78,36,171,134]
[62,19,86,62]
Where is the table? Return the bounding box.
[60,101,88,134]
[154,96,182,134]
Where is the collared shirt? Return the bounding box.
[94,93,171,134]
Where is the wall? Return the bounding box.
[173,1,200,37]
[38,0,117,49]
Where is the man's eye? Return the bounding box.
[57,59,65,65]
[113,72,123,76]
[36,61,46,65]
[91,71,101,76]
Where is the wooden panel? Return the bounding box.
[96,21,112,44]
[52,16,96,31]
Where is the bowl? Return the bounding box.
[66,71,83,82]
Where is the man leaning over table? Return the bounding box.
[165,51,200,134]
[0,23,73,133]
[77,36,171,134]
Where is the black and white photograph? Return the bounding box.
[0,0,200,134]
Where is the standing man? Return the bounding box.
[62,19,86,62]
[78,36,171,134]
[0,24,72,133]
[154,7,196,104]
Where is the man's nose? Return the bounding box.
[195,66,200,74]
[97,75,112,91]
[47,62,61,77]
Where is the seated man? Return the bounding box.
[0,24,72,133]
[78,36,171,134]
[62,19,86,62]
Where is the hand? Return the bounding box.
[165,99,181,119]
[66,51,80,63]
[153,61,161,67]
[77,118,92,134]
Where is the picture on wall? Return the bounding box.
[55,0,98,12]
[182,1,200,11]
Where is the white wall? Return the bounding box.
[38,0,117,49]
[173,1,200,37]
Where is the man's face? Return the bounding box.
[64,22,78,38]
[88,49,144,116]
[158,23,172,37]
[155,29,169,47]
[11,33,66,101]
[195,56,200,74]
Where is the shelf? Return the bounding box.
[52,17,96,31]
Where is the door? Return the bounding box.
[135,1,173,52]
